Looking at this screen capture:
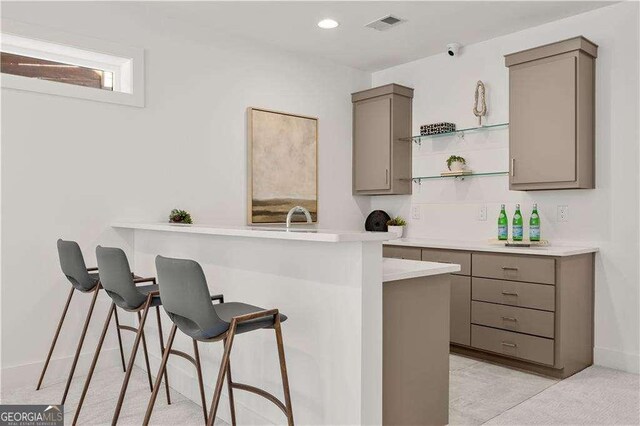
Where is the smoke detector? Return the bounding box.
[365,14,406,31]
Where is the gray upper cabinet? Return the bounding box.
[506,37,597,190]
[352,84,413,195]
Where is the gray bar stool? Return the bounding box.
[143,256,293,426]
[72,246,171,425]
[36,239,128,405]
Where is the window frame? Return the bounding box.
[1,19,144,107]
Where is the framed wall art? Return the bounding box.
[247,107,318,224]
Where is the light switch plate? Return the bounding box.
[411,205,421,220]
[557,205,569,222]
[478,205,487,221]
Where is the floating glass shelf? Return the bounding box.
[412,171,509,183]
[404,122,509,144]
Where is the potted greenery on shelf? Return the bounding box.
[446,155,467,172]
[169,209,193,224]
[386,216,407,239]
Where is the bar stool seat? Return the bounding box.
[67,272,99,293]
[106,284,163,310]
[214,302,288,336]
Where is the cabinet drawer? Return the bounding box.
[383,246,421,261]
[422,249,471,276]
[451,276,471,346]
[472,278,555,311]
[471,325,554,366]
[473,253,555,285]
[471,301,554,338]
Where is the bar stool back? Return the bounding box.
[144,256,293,426]
[72,246,171,425]
[36,240,127,406]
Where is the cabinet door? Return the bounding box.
[354,96,391,191]
[450,275,471,346]
[510,54,576,185]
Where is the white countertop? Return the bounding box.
[385,237,598,257]
[112,222,393,243]
[383,258,460,282]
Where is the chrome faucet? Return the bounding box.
[286,206,312,228]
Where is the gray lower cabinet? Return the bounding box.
[383,246,421,260]
[352,84,413,195]
[450,276,471,346]
[384,245,595,379]
[506,36,597,190]
[421,249,471,346]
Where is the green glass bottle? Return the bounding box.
[529,203,540,242]
[512,203,523,241]
[498,204,508,240]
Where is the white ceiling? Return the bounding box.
[148,1,614,71]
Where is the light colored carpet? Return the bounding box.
[0,366,228,425]
[486,365,640,425]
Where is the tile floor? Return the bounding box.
[2,355,638,425]
[0,366,228,425]
[449,354,640,425]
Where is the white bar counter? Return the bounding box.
[113,222,393,243]
[383,257,460,281]
[113,222,457,425]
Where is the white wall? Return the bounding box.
[371,2,640,373]
[0,2,371,390]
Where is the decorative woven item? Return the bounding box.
[420,122,456,136]
[365,210,391,232]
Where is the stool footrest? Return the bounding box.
[231,382,287,415]
[119,325,138,333]
[169,349,197,367]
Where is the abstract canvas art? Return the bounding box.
[248,108,318,224]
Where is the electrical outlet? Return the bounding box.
[478,205,487,221]
[557,205,569,222]
[411,205,421,220]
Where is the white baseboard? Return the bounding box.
[594,346,640,374]
[1,348,121,394]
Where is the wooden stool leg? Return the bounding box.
[113,307,127,372]
[36,287,74,390]
[207,325,236,426]
[61,284,100,405]
[224,338,237,426]
[274,316,294,426]
[143,324,177,426]
[72,303,115,425]
[155,306,172,404]
[193,339,209,424]
[138,310,154,392]
[112,298,152,425]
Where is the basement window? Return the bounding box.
[1,22,144,107]
[1,52,115,91]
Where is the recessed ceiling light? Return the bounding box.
[318,19,339,29]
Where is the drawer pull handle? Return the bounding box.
[501,266,519,271]
[501,291,519,296]
[501,342,517,348]
[501,316,518,322]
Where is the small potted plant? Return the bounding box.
[446,155,467,172]
[169,209,193,224]
[386,216,407,239]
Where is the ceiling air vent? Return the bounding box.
[365,15,406,31]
